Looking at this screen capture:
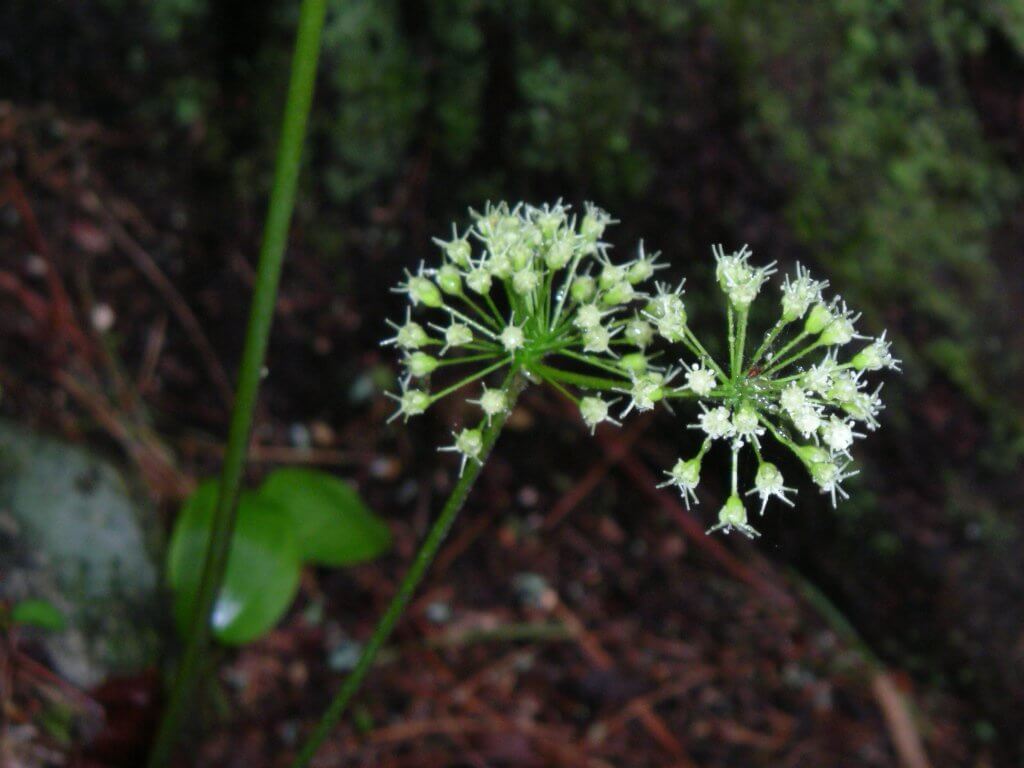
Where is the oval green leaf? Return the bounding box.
[11,599,66,632]
[168,480,302,645]
[258,468,391,566]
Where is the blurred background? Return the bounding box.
[1,1,1023,766]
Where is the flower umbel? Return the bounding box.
[384,202,674,472]
[660,246,900,536]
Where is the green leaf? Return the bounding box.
[11,599,66,632]
[259,468,391,566]
[168,481,302,645]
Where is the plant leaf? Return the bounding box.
[168,480,302,645]
[11,599,66,632]
[259,468,391,566]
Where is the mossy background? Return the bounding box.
[2,0,1023,763]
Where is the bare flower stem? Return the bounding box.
[290,372,525,768]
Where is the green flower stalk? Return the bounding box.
[293,213,900,766]
[292,201,675,767]
[659,246,901,537]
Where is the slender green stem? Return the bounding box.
[290,373,525,768]
[748,318,788,370]
[532,363,628,392]
[761,339,824,377]
[734,306,749,376]
[727,304,736,379]
[429,357,511,403]
[146,1,327,765]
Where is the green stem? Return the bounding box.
[734,306,749,377]
[532,362,627,392]
[748,318,788,370]
[290,373,525,767]
[146,1,327,765]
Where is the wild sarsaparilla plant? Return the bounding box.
[291,202,899,766]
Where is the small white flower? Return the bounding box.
[790,404,822,438]
[544,236,574,269]
[405,352,439,378]
[466,267,493,295]
[820,415,858,454]
[383,309,431,350]
[779,382,807,415]
[386,387,431,423]
[706,494,760,538]
[746,462,795,514]
[438,427,485,475]
[583,324,613,354]
[579,396,619,433]
[852,332,901,371]
[801,359,836,394]
[574,303,605,331]
[780,263,827,322]
[500,323,525,352]
[443,323,473,350]
[695,405,735,440]
[512,268,540,295]
[731,404,764,443]
[622,372,666,415]
[472,387,509,423]
[684,364,717,396]
[657,457,702,508]
[396,266,445,308]
[826,371,861,404]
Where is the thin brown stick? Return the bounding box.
[78,190,234,409]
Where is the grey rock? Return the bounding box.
[0,420,163,687]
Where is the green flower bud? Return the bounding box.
[436,265,463,295]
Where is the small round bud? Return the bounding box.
[406,352,439,378]
[409,276,444,308]
[710,494,759,538]
[851,334,899,371]
[619,352,648,374]
[624,317,654,348]
[627,258,655,285]
[570,276,596,303]
[804,303,833,335]
[446,238,472,268]
[600,280,635,307]
[819,316,855,346]
[436,265,463,295]
[395,321,430,350]
[754,462,784,495]
[599,263,625,290]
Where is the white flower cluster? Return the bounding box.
[384,202,675,473]
[661,247,900,537]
